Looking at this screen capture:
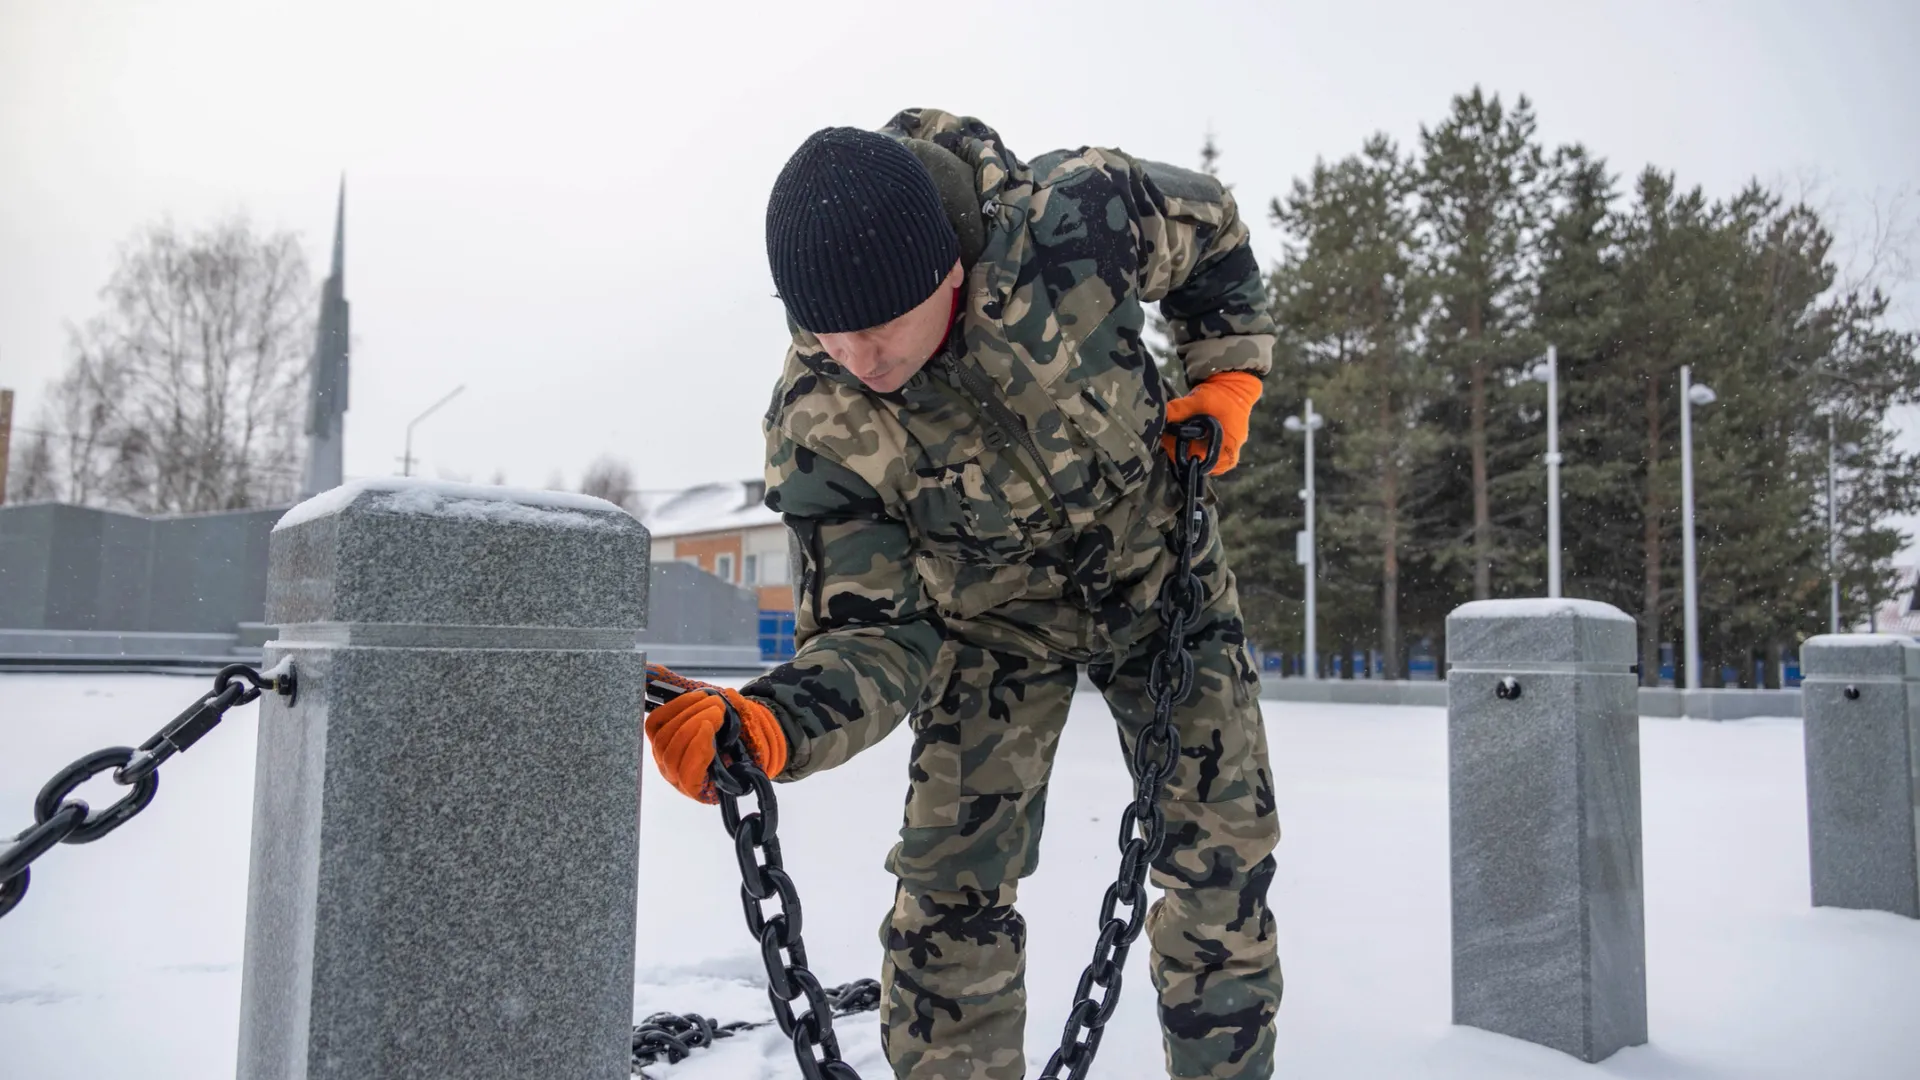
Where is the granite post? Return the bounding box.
[237,480,649,1080]
[1447,598,1647,1062]
[1800,633,1920,919]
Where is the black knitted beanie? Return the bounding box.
[766,127,961,334]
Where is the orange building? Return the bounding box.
[645,481,796,659]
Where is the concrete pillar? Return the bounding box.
[1800,633,1920,919]
[237,480,649,1080]
[1446,598,1647,1062]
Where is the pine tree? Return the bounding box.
[1264,136,1434,674]
[1534,145,1639,615]
[1819,284,1920,630]
[1215,364,1306,652]
[1414,88,1547,602]
[1607,169,1721,675]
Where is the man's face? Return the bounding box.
[814,260,963,394]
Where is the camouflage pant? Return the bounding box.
[879,562,1282,1079]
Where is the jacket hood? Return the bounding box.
[879,108,1029,208]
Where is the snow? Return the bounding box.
[4,674,1919,1079]
[1449,598,1636,623]
[1806,633,1916,648]
[273,477,631,532]
[642,480,781,540]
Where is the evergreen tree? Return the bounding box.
[1534,145,1635,616]
[1414,88,1547,602]
[1263,135,1434,675]
[1214,356,1306,652]
[1219,89,1920,681]
[1604,169,1714,672]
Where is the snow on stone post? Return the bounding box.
[1446,598,1647,1062]
[1800,634,1920,919]
[237,480,649,1080]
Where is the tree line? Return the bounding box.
[1214,87,1920,684]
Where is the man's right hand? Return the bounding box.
[643,664,790,803]
[1163,370,1263,475]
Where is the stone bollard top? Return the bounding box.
[267,478,649,630]
[1800,634,1920,680]
[1446,598,1637,668]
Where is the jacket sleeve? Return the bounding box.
[740,436,943,782]
[1117,154,1277,386]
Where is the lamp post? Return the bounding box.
[1827,411,1843,630]
[1529,345,1562,598]
[1679,366,1716,690]
[401,384,467,477]
[1825,418,1865,634]
[1284,401,1325,678]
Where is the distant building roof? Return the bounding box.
[642,480,780,539]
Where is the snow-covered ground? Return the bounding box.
[3,673,1917,1079]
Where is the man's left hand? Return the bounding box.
[1162,371,1263,475]
[644,663,790,803]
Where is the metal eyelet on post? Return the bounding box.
[1496,677,1522,701]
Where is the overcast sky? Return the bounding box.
[3,0,1916,529]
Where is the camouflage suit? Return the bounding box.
[741,109,1281,1079]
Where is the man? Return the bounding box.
[645,109,1280,1080]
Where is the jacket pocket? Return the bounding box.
[914,553,1032,621]
[905,456,1031,566]
[903,645,961,828]
[1056,379,1156,503]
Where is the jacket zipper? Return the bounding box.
[936,354,1070,531]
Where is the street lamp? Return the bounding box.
[1826,417,1862,635]
[401,384,467,477]
[1283,401,1325,679]
[1679,366,1716,690]
[1529,345,1562,598]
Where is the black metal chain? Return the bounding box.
[642,675,868,1080]
[631,978,881,1077]
[709,703,863,1080]
[636,416,1220,1080]
[1039,416,1221,1080]
[0,661,295,921]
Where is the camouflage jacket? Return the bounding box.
[742,109,1275,780]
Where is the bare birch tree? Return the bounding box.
[29,216,313,512]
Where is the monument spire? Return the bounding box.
[302,176,351,498]
[329,176,345,279]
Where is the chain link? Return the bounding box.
[630,979,881,1078]
[1040,415,1220,1080]
[0,661,294,920]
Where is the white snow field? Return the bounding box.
[3,672,1918,1079]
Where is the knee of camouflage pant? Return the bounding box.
[1149,853,1283,1080]
[878,883,1029,1080]
[886,783,1053,894]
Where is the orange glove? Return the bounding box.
[643,664,790,803]
[1162,371,1263,475]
